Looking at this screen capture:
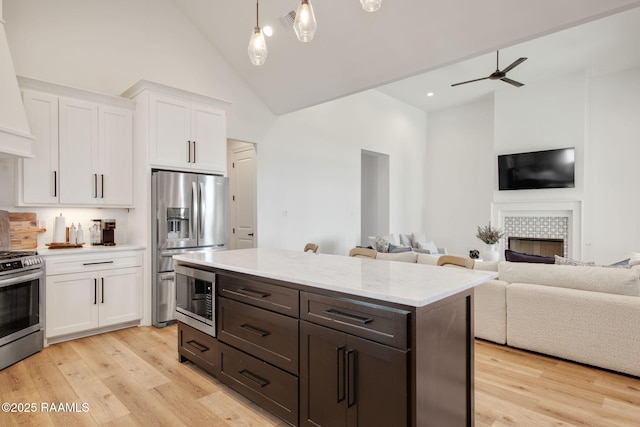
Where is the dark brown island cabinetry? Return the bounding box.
[177,266,476,427]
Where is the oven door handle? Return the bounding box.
[0,270,44,288]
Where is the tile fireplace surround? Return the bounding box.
[492,201,581,260]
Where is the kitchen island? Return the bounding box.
[174,248,497,427]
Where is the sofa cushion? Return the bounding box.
[505,249,555,264]
[474,260,499,272]
[376,251,418,263]
[417,240,438,254]
[498,261,640,297]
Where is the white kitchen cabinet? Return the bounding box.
[18,77,134,207]
[123,80,229,175]
[45,249,143,343]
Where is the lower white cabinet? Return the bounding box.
[45,250,143,341]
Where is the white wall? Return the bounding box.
[494,71,586,203]
[424,94,495,256]
[584,66,640,263]
[258,90,426,255]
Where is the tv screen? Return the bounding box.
[498,147,575,190]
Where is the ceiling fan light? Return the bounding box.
[360,0,382,12]
[293,0,317,42]
[248,27,268,66]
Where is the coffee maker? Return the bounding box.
[91,219,116,246]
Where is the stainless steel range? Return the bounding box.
[0,250,44,370]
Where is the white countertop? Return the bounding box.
[173,248,497,308]
[37,244,145,257]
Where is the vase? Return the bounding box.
[483,243,499,262]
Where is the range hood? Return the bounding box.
[0,1,33,158]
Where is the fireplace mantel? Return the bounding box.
[491,201,581,260]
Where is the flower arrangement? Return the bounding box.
[476,222,504,245]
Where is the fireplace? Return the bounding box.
[508,237,564,257]
[492,201,581,260]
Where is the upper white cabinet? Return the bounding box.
[123,80,230,175]
[18,77,134,207]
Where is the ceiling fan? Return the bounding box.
[451,50,527,88]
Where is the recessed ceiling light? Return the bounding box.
[427,92,434,97]
[263,25,273,37]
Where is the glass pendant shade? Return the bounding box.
[360,0,382,12]
[248,27,268,66]
[293,0,317,42]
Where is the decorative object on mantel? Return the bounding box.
[476,222,505,262]
[469,249,480,259]
[8,212,47,250]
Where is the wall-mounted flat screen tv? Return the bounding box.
[498,147,575,190]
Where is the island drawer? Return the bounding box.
[218,297,299,374]
[218,342,298,426]
[300,292,410,349]
[218,274,299,317]
[178,322,218,375]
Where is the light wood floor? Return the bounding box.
[1,326,638,426]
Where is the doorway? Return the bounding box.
[361,150,389,247]
[228,139,257,249]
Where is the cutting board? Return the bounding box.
[0,210,10,250]
[9,212,47,250]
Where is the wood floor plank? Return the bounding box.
[1,326,639,426]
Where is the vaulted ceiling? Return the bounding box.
[171,0,640,115]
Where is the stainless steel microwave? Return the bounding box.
[174,264,216,337]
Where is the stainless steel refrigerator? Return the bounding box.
[152,170,228,327]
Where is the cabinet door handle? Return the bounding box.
[186,339,209,352]
[240,323,271,337]
[187,140,192,163]
[192,140,196,163]
[239,369,270,388]
[337,346,346,403]
[94,174,98,198]
[101,174,104,198]
[101,277,104,304]
[53,171,57,197]
[347,349,357,408]
[93,279,97,305]
[324,309,373,325]
[236,288,271,299]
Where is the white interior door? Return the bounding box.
[228,140,256,249]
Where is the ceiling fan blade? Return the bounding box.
[451,76,491,87]
[501,57,527,74]
[500,77,524,87]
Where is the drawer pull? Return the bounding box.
[324,309,373,325]
[82,261,115,266]
[186,340,209,353]
[237,288,271,298]
[240,323,271,337]
[239,369,270,388]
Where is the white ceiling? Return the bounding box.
[171,0,640,115]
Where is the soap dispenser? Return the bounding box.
[76,223,84,244]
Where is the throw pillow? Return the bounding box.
[504,249,555,264]
[399,233,412,247]
[411,232,427,249]
[417,240,439,255]
[554,255,595,266]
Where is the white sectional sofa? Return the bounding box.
[473,260,640,377]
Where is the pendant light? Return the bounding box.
[248,0,268,65]
[360,0,382,12]
[293,0,317,43]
